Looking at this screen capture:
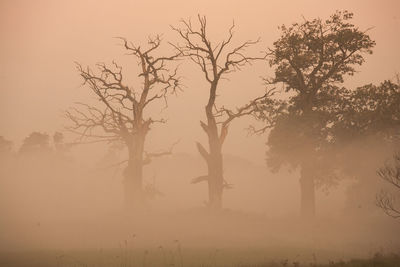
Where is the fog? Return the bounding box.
[1,1,400,266]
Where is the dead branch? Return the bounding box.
[376,153,400,219]
[171,15,265,84]
[191,175,209,184]
[143,139,180,165]
[196,142,210,163]
[67,37,181,145]
[216,89,277,143]
[376,190,400,219]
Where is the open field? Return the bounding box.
[0,250,399,267]
[1,210,399,267]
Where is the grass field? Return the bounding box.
[0,249,399,267]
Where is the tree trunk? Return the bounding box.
[204,82,225,210]
[207,148,224,210]
[299,164,316,218]
[123,134,145,211]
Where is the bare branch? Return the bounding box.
[376,190,400,219]
[191,175,209,184]
[172,15,265,83]
[196,142,210,163]
[143,139,180,165]
[376,152,400,219]
[217,89,277,141]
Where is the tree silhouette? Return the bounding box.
[262,10,375,218]
[66,36,181,210]
[331,80,400,217]
[0,136,13,155]
[333,80,400,141]
[377,153,400,219]
[19,132,51,154]
[172,15,270,210]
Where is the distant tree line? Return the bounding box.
[0,132,68,156]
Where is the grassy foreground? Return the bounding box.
[0,250,399,267]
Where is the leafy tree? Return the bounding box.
[334,80,400,142]
[19,132,51,154]
[263,10,375,217]
[0,136,13,155]
[330,80,400,217]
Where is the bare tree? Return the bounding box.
[377,153,400,219]
[66,36,181,210]
[172,15,269,210]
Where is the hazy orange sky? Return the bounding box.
[1,0,399,163]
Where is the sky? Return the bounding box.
[1,0,400,163]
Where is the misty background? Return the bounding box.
[1,0,400,265]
